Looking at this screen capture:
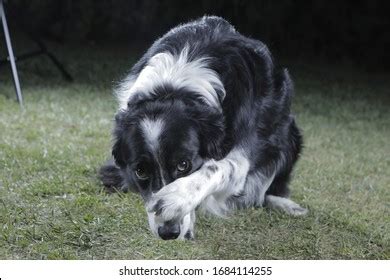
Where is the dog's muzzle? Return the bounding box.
[157,222,181,240]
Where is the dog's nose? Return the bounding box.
[158,223,180,240]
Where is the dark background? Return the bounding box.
[4,0,390,70]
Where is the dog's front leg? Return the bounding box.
[147,149,250,223]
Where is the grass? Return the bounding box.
[0,42,389,259]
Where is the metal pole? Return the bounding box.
[0,0,23,108]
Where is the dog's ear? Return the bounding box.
[112,111,130,167]
[192,106,225,159]
[112,137,127,167]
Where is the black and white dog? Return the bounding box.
[100,16,307,240]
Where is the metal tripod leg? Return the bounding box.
[1,0,23,108]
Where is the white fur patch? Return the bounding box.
[140,118,167,185]
[140,118,164,155]
[229,170,276,209]
[199,150,251,216]
[117,45,225,110]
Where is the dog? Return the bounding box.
[99,16,307,240]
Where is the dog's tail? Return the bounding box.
[98,159,127,192]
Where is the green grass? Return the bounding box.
[0,43,389,259]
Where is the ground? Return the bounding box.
[0,43,389,259]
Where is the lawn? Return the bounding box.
[0,42,389,259]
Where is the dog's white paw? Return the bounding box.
[284,202,308,216]
[147,177,196,223]
[265,195,308,216]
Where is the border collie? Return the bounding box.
[99,16,307,240]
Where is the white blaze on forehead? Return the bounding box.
[117,45,225,110]
[140,118,164,154]
[140,117,168,186]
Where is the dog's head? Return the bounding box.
[112,92,224,239]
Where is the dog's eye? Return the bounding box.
[135,167,149,180]
[177,160,191,173]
